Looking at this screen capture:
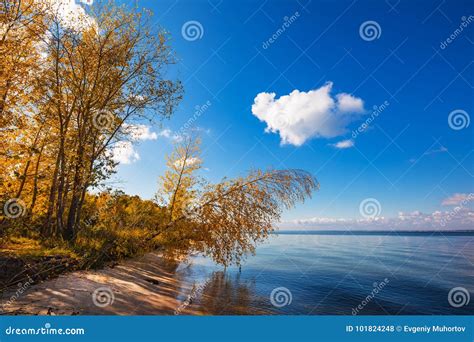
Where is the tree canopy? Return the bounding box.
[155,136,319,266]
[1,0,183,240]
[1,1,318,269]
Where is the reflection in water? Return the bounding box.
[185,271,271,315]
[175,234,474,315]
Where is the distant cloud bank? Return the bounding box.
[282,193,474,231]
[251,82,365,146]
[280,209,474,231]
[442,193,473,206]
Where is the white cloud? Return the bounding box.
[157,128,184,143]
[251,82,365,146]
[442,193,474,206]
[332,139,354,149]
[157,129,172,138]
[110,125,190,164]
[111,124,158,164]
[424,146,448,156]
[336,93,364,113]
[125,124,158,141]
[41,0,95,31]
[174,157,201,169]
[111,141,140,165]
[281,208,474,231]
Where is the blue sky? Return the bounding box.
[109,0,473,230]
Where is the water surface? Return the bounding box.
[177,232,474,315]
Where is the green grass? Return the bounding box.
[0,236,79,259]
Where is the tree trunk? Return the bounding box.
[43,149,60,237]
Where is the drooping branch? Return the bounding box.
[152,167,319,266]
[190,169,319,265]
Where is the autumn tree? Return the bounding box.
[155,136,319,266]
[0,1,183,240]
[157,136,203,223]
[0,0,52,233]
[0,0,48,123]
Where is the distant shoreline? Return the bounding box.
[274,230,474,236]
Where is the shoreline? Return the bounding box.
[0,253,201,316]
[275,230,474,236]
[2,233,471,316]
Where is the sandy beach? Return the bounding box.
[0,253,200,315]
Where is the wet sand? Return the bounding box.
[0,253,200,315]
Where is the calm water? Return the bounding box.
[176,232,474,315]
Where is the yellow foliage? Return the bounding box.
[155,136,319,266]
[0,2,318,270]
[0,0,182,241]
[157,136,203,222]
